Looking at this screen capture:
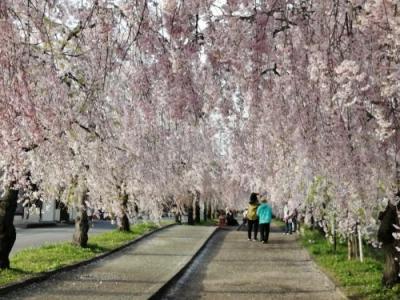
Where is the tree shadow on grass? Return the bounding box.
[346,286,399,300]
[85,243,112,254]
[6,267,33,276]
[0,267,34,286]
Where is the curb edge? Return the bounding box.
[148,226,219,300]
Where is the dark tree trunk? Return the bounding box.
[0,187,19,269]
[73,207,89,247]
[382,244,400,288]
[195,201,200,223]
[72,184,89,247]
[378,202,400,287]
[187,200,194,225]
[203,201,207,221]
[194,191,201,224]
[187,207,194,225]
[117,193,130,232]
[175,211,182,224]
[207,203,212,219]
[118,214,130,232]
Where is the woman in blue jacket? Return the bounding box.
[257,194,272,244]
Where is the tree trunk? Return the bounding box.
[382,244,400,287]
[195,201,200,223]
[310,214,315,229]
[378,202,400,287]
[0,187,19,269]
[72,183,89,247]
[203,201,207,221]
[187,199,194,225]
[347,238,352,261]
[194,191,201,224]
[347,234,359,260]
[211,204,216,219]
[353,234,359,259]
[304,208,313,227]
[357,224,364,262]
[117,192,130,232]
[332,218,337,253]
[207,202,212,219]
[187,207,194,225]
[194,200,200,225]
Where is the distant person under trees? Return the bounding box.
[226,208,238,226]
[171,205,182,224]
[218,209,226,227]
[283,202,292,235]
[291,207,299,233]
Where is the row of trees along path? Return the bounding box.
[0,0,400,290]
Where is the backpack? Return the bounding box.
[247,204,258,221]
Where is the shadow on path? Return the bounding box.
[161,224,345,300]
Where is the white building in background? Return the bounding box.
[14,199,73,225]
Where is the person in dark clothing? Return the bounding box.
[226,209,239,226]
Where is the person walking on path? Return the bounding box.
[292,206,299,233]
[257,193,273,243]
[246,193,259,241]
[283,202,293,235]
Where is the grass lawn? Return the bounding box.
[272,218,285,227]
[300,227,400,300]
[0,222,161,287]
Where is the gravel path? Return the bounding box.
[4,225,215,300]
[162,224,347,300]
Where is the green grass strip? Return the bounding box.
[0,222,161,287]
[272,218,285,227]
[196,219,218,226]
[299,227,400,300]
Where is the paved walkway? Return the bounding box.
[163,224,346,300]
[4,223,346,300]
[4,225,215,300]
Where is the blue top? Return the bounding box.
[256,203,272,224]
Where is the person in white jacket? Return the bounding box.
[283,202,292,235]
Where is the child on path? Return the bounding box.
[218,210,226,227]
[246,193,259,241]
[242,208,248,225]
[257,193,272,243]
